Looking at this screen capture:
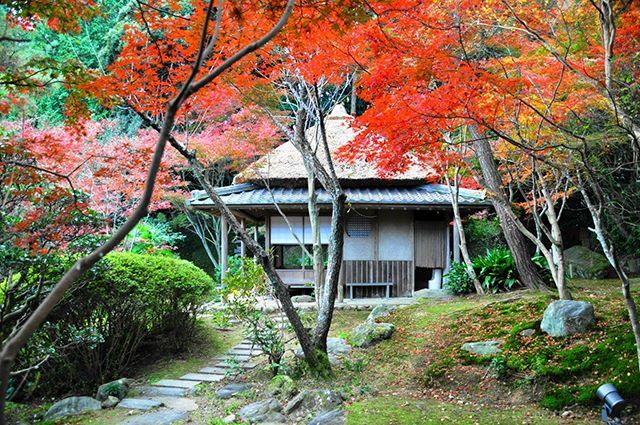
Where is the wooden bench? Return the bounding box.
[346,282,393,299]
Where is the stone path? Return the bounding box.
[116,339,262,424]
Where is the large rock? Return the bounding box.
[367,305,396,323]
[96,377,133,401]
[413,289,453,300]
[349,322,395,348]
[239,398,285,423]
[564,246,610,279]
[44,396,102,420]
[283,390,344,415]
[267,375,298,398]
[295,338,351,366]
[541,300,595,337]
[309,409,346,425]
[216,383,252,399]
[461,340,502,356]
[292,295,315,303]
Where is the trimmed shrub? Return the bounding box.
[12,253,213,399]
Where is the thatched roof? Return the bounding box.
[233,105,435,187]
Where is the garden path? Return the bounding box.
[115,339,263,424]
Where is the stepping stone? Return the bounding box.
[147,397,198,412]
[216,383,253,399]
[216,354,253,361]
[214,361,256,370]
[180,373,224,382]
[199,367,231,375]
[137,386,191,397]
[120,409,188,425]
[228,348,262,355]
[117,398,163,410]
[155,379,201,389]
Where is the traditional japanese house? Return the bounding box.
[187,105,488,298]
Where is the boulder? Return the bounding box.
[216,383,253,399]
[283,390,344,415]
[349,322,395,348]
[309,409,347,425]
[239,398,285,424]
[292,295,315,303]
[541,300,595,337]
[267,375,298,398]
[101,396,120,409]
[44,396,102,420]
[564,246,610,279]
[366,305,396,323]
[461,340,502,356]
[96,377,133,401]
[295,338,351,366]
[413,289,453,300]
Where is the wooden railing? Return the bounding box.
[341,260,414,298]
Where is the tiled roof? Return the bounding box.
[188,183,488,208]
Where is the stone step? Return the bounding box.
[180,373,224,382]
[120,409,188,425]
[228,348,262,355]
[146,397,198,412]
[117,398,163,411]
[154,379,201,389]
[214,361,256,370]
[138,386,191,397]
[215,354,253,362]
[199,367,232,375]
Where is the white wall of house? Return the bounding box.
[378,210,413,261]
[343,225,376,260]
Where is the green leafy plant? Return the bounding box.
[472,248,519,293]
[444,262,474,295]
[218,257,285,375]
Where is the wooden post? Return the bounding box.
[240,218,246,257]
[221,215,228,284]
[452,219,460,263]
[253,223,258,242]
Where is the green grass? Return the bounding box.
[346,397,592,425]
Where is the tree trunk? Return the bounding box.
[578,181,640,372]
[445,168,483,294]
[470,130,547,291]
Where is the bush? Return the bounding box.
[472,248,519,293]
[465,215,507,258]
[445,249,522,296]
[12,252,213,399]
[444,262,474,295]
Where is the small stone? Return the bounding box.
[461,340,502,356]
[349,322,395,348]
[239,398,285,423]
[96,378,133,401]
[102,396,120,409]
[520,328,536,337]
[309,409,346,425]
[216,383,253,399]
[561,410,573,418]
[223,413,236,424]
[44,396,102,420]
[413,289,453,299]
[541,300,595,337]
[291,295,315,303]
